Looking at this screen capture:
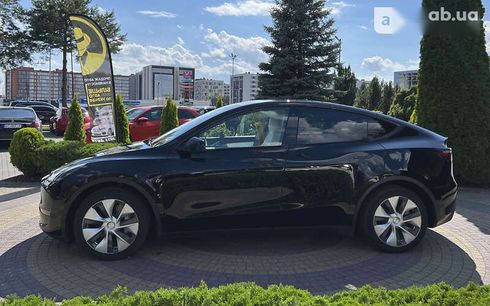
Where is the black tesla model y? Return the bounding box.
[39,101,457,259]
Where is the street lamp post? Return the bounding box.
[230,53,238,103]
[157,81,161,105]
[334,35,342,71]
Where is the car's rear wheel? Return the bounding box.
[360,186,428,252]
[73,188,150,260]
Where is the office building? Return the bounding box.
[394,70,418,90]
[223,83,231,100]
[4,67,130,102]
[194,78,224,102]
[131,65,195,102]
[230,72,259,103]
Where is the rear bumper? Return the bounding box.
[430,187,457,227]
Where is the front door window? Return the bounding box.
[198,108,289,149]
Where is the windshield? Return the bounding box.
[0,108,35,119]
[127,108,147,121]
[151,103,240,147]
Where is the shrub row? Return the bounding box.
[9,128,117,177]
[1,282,489,306]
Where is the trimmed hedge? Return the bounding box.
[8,128,119,177]
[8,128,45,177]
[35,141,118,176]
[1,282,489,305]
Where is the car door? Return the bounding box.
[282,106,386,226]
[162,106,292,227]
[136,108,162,140]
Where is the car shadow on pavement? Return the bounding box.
[455,188,490,235]
[0,187,39,203]
[0,227,483,300]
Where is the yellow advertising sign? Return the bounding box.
[69,15,117,142]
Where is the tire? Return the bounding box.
[73,187,151,260]
[359,186,428,252]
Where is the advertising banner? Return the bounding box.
[68,15,117,142]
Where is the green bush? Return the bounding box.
[35,141,118,176]
[64,96,86,142]
[8,128,45,177]
[114,94,130,144]
[388,87,417,122]
[159,97,179,135]
[1,282,489,305]
[215,96,224,108]
[415,0,490,185]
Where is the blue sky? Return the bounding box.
[2,0,490,94]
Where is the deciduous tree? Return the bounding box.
[28,0,126,106]
[0,0,34,69]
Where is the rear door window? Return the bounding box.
[296,107,368,145]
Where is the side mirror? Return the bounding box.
[137,117,148,124]
[179,137,206,156]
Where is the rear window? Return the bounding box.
[0,108,35,119]
[368,119,397,139]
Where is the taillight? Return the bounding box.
[437,149,452,160]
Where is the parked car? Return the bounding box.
[30,104,58,124]
[9,100,54,107]
[39,100,457,260]
[127,105,200,142]
[49,107,91,136]
[0,107,42,140]
[193,105,216,115]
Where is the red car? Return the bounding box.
[49,107,92,136]
[127,105,200,142]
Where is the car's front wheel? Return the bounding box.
[73,188,150,260]
[360,186,428,252]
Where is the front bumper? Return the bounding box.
[39,185,67,240]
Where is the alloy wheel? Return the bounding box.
[81,199,139,254]
[372,196,422,247]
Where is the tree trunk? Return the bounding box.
[61,38,68,107]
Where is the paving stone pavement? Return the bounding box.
[0,183,488,300]
[0,147,20,181]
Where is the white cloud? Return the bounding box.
[177,25,184,29]
[137,10,177,18]
[204,0,273,16]
[361,56,415,72]
[199,28,269,77]
[326,1,355,16]
[109,28,268,81]
[360,56,419,82]
[111,43,203,76]
[360,25,369,31]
